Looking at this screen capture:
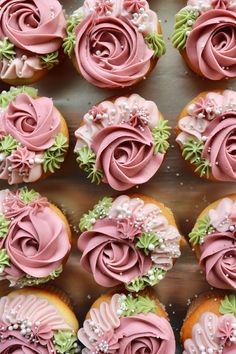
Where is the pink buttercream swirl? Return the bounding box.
[186,9,236,80]
[123,0,147,13]
[200,230,236,290]
[0,0,66,55]
[212,0,235,10]
[77,217,151,287]
[216,314,236,348]
[74,13,154,88]
[2,93,61,152]
[8,146,35,175]
[91,123,163,191]
[202,113,236,181]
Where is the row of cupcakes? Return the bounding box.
[0,286,235,353]
[0,86,236,188]
[0,186,235,292]
[0,0,235,87]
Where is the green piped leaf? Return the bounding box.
[0,135,18,155]
[136,232,160,255]
[0,86,38,108]
[19,187,40,204]
[126,266,166,292]
[79,197,113,232]
[63,13,84,57]
[172,9,199,49]
[182,138,211,179]
[120,294,157,317]
[152,119,171,154]
[54,330,78,354]
[40,51,59,70]
[0,249,10,273]
[0,38,15,60]
[145,32,166,58]
[17,266,63,287]
[76,146,104,185]
[43,133,68,173]
[219,295,236,317]
[0,214,10,238]
[189,215,214,246]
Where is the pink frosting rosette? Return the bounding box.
[186,9,236,80]
[0,0,66,54]
[74,14,154,88]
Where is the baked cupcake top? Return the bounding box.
[0,187,71,287]
[183,293,236,354]
[189,195,236,290]
[78,292,176,354]
[0,289,79,354]
[63,0,166,88]
[77,195,181,292]
[0,0,66,83]
[0,86,68,184]
[172,0,236,80]
[176,90,236,182]
[74,94,170,191]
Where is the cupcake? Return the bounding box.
[0,287,79,353]
[189,194,236,290]
[0,0,66,85]
[74,94,171,190]
[172,0,236,80]
[77,194,181,292]
[63,0,166,89]
[78,291,176,353]
[0,187,71,287]
[181,292,236,353]
[0,86,69,184]
[176,90,236,181]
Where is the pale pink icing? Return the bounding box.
[0,189,71,284]
[78,293,175,354]
[74,13,154,89]
[183,312,236,354]
[0,0,66,55]
[78,217,152,287]
[3,93,61,151]
[208,197,236,232]
[0,57,42,80]
[185,9,236,80]
[187,0,236,11]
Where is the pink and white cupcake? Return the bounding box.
[172,0,236,80]
[77,194,181,292]
[63,0,166,89]
[0,187,71,287]
[0,0,66,85]
[189,194,236,290]
[78,291,176,354]
[74,94,170,191]
[176,90,236,182]
[0,86,69,184]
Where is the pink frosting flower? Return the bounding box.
[0,207,71,279]
[95,0,113,15]
[186,9,236,80]
[74,13,154,88]
[2,93,61,152]
[212,0,232,9]
[0,0,66,54]
[123,0,147,13]
[216,314,236,347]
[78,218,151,287]
[8,146,35,175]
[202,113,236,181]
[91,123,163,191]
[90,313,176,354]
[199,231,236,290]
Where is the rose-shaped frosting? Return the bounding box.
[199,231,236,289]
[0,207,71,279]
[91,123,163,190]
[77,218,152,287]
[74,14,154,88]
[186,9,236,80]
[2,93,61,151]
[0,0,66,54]
[202,114,236,181]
